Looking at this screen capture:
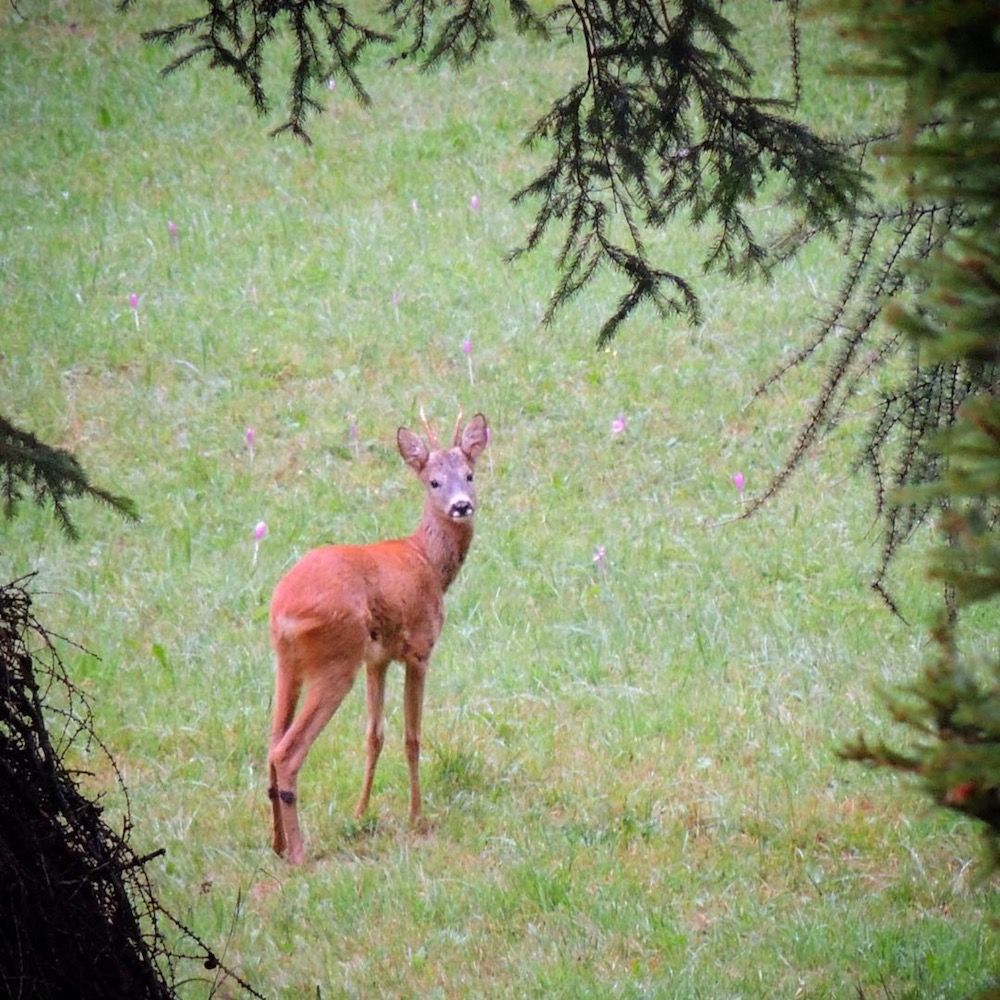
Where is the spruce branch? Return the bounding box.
[0,416,139,541]
[122,0,993,599]
[129,1,856,340]
[133,0,395,138]
[508,0,861,335]
[829,0,999,871]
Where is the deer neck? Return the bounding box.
[411,501,474,592]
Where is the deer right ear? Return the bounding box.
[397,427,429,471]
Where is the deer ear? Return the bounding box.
[459,413,488,462]
[397,427,429,471]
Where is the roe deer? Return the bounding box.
[267,412,489,864]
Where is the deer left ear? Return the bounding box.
[397,427,429,471]
[459,413,488,462]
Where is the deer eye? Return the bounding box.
[466,473,474,482]
[430,479,440,489]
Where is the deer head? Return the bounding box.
[397,413,489,522]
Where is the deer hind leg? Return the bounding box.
[354,659,390,820]
[268,663,359,864]
[403,652,430,825]
[268,663,303,858]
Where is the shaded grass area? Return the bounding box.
[2,1,997,996]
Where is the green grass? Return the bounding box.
[2,1,997,997]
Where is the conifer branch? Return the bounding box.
[830,0,999,866]
[121,0,993,596]
[508,0,861,336]
[0,417,139,541]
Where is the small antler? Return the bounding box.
[419,405,440,448]
[451,407,465,447]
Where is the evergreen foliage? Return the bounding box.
[125,0,862,342]
[746,0,1000,605]
[123,0,992,595]
[0,415,139,540]
[833,0,999,869]
[505,0,863,346]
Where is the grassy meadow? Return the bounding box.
[2,1,997,996]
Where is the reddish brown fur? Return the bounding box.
[267,413,488,864]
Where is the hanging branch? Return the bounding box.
[125,0,859,339]
[746,111,995,604]
[123,0,395,141]
[509,0,863,342]
[118,0,993,599]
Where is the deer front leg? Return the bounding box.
[355,660,389,820]
[403,653,429,825]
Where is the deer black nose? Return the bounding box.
[449,500,474,519]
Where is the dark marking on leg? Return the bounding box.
[267,786,278,801]
[279,789,296,805]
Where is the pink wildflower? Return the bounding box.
[252,520,268,567]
